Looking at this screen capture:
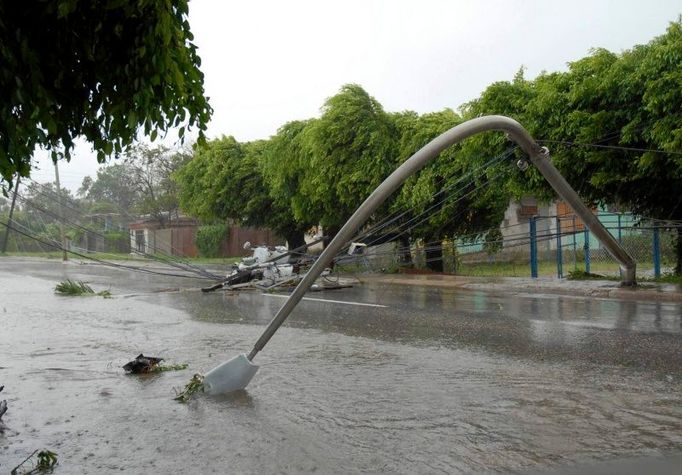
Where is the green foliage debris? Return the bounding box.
[174,374,204,403]
[54,279,94,295]
[54,279,111,297]
[10,448,58,474]
[154,363,189,373]
[196,223,229,257]
[36,450,58,472]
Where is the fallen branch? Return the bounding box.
[174,374,204,403]
[11,449,58,474]
[11,449,38,475]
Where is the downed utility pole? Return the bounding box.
[201,115,637,395]
[200,235,328,292]
[53,160,68,261]
[1,176,20,254]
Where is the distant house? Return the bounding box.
[77,213,129,253]
[128,216,200,256]
[128,216,284,257]
[492,197,636,257]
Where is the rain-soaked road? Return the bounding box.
[1,258,682,474]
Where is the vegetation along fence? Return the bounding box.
[339,212,681,279]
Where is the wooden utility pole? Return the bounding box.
[1,175,20,254]
[53,160,68,261]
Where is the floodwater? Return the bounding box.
[1,258,682,473]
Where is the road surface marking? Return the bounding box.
[262,293,388,308]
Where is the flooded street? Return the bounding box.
[1,258,682,473]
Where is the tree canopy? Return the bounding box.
[301,84,399,233]
[79,145,190,226]
[175,136,313,249]
[173,18,682,272]
[0,0,211,191]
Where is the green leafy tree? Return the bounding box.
[0,0,211,191]
[261,120,318,232]
[176,137,311,249]
[518,19,682,273]
[79,145,189,226]
[300,84,399,238]
[196,223,229,257]
[17,182,82,243]
[125,145,191,227]
[391,108,512,271]
[78,164,140,214]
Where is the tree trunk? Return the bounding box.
[398,235,413,267]
[323,226,340,249]
[284,230,307,252]
[425,238,443,272]
[676,227,682,276]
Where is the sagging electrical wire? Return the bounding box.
[0,218,217,280]
[21,177,219,275]
[16,180,223,280]
[348,147,518,246]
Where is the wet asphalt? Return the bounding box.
[1,257,681,473]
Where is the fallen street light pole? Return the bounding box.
[201,115,637,395]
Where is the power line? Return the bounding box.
[539,140,682,156]
[0,219,216,280]
[21,177,221,279]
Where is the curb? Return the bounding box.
[355,274,682,303]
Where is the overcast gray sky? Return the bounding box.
[31,0,682,191]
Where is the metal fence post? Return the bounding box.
[617,214,622,243]
[584,228,591,274]
[556,216,563,278]
[450,240,457,274]
[572,216,577,270]
[530,216,538,278]
[653,225,661,278]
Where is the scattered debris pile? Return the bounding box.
[122,354,189,374]
[2,387,58,473]
[122,354,164,374]
[202,237,352,292]
[0,385,6,433]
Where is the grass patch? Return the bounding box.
[174,374,204,403]
[646,273,682,284]
[566,269,616,280]
[54,279,112,297]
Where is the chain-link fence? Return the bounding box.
[337,212,681,279]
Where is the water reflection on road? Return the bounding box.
[1,259,681,474]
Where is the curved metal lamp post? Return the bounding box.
[202,115,636,394]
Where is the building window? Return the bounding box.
[517,197,538,219]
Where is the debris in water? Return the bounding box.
[200,237,346,293]
[55,279,94,295]
[54,279,111,297]
[0,385,6,433]
[122,354,164,374]
[174,374,204,403]
[10,448,58,474]
[153,363,189,373]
